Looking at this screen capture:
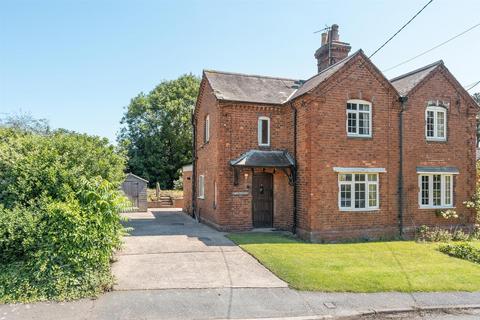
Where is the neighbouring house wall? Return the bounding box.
[182,169,193,214]
[214,102,295,231]
[402,68,477,234]
[296,55,401,242]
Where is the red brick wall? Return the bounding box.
[194,58,476,241]
[402,67,477,235]
[296,55,401,241]
[214,103,294,230]
[195,80,220,225]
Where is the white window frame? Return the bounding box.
[418,174,454,209]
[338,172,379,211]
[258,116,270,146]
[425,105,447,141]
[198,175,205,199]
[346,99,372,138]
[204,115,210,143]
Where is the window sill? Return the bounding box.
[198,196,205,200]
[419,206,455,210]
[258,144,271,147]
[340,208,379,212]
[425,138,447,143]
[347,135,372,140]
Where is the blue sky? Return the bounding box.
[1,0,479,143]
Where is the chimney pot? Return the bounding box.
[321,32,328,45]
[331,24,339,41]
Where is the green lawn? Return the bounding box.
[227,233,480,292]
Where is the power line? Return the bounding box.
[317,1,434,97]
[383,22,480,72]
[369,0,434,59]
[466,80,480,91]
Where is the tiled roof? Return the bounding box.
[288,50,361,100]
[390,60,443,96]
[203,53,444,105]
[204,70,300,105]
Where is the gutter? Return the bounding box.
[191,111,198,221]
[398,96,408,237]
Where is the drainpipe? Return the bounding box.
[191,111,197,221]
[398,96,408,237]
[290,102,298,234]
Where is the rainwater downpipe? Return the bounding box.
[398,96,408,237]
[290,102,298,234]
[191,112,198,221]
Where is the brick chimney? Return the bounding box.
[314,24,351,73]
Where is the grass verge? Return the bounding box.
[227,233,480,292]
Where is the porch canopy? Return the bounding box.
[230,150,295,185]
[230,149,295,168]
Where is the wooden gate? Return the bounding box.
[252,173,273,228]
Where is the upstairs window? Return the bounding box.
[419,174,453,208]
[204,115,210,143]
[425,103,447,141]
[258,116,270,146]
[346,100,372,137]
[338,173,379,211]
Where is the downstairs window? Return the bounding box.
[338,173,379,211]
[419,174,453,208]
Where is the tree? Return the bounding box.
[474,93,480,105]
[0,111,50,134]
[118,74,200,189]
[474,93,480,147]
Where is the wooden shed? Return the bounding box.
[121,173,148,212]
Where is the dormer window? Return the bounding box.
[258,116,270,146]
[425,102,447,141]
[346,100,372,138]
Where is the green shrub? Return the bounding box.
[416,226,452,242]
[438,243,480,264]
[0,128,125,208]
[416,225,476,243]
[0,128,127,303]
[452,228,470,242]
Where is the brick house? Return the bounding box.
[184,25,478,241]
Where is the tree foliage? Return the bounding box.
[473,93,480,105]
[474,93,480,146]
[0,128,127,302]
[0,111,50,134]
[118,74,200,189]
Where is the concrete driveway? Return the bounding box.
[112,209,287,290]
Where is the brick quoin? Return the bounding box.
[183,25,478,242]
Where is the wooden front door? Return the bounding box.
[252,173,273,228]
